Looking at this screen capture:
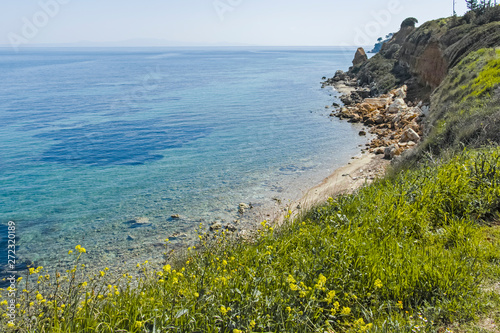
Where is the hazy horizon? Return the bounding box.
[1,1,469,49]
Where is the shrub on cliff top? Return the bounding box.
[401,17,418,28]
[466,0,495,15]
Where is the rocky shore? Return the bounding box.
[323,65,427,160]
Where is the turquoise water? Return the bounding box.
[0,47,366,274]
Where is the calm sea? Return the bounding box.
[0,47,366,276]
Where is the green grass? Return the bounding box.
[2,147,500,332]
[402,48,500,163]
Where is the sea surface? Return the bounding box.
[0,47,367,276]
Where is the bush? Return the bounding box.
[475,5,500,25]
[464,10,477,24]
[401,17,418,28]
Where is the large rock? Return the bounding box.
[387,98,408,114]
[357,87,372,98]
[333,70,347,81]
[400,128,420,143]
[384,145,397,160]
[364,97,392,109]
[390,85,408,99]
[358,103,378,113]
[352,47,368,66]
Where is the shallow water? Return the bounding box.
[0,47,366,275]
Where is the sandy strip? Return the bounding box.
[271,153,389,226]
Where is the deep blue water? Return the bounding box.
[0,47,365,275]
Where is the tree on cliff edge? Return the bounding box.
[401,17,418,28]
[466,0,493,14]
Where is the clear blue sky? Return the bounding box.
[1,0,469,46]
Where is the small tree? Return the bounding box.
[466,0,479,11]
[401,17,418,28]
[466,0,493,14]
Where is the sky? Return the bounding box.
[0,0,470,47]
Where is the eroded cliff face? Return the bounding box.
[350,9,500,101]
[411,41,448,89]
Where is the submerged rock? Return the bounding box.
[238,203,250,214]
[225,225,237,232]
[210,222,223,231]
[126,217,151,228]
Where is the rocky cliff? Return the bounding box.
[324,6,500,161]
[350,6,500,102]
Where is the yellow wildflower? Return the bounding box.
[315,274,327,288]
[326,290,336,304]
[374,279,383,289]
[341,307,351,316]
[220,305,229,316]
[135,321,143,328]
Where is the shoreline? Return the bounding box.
[266,152,389,228]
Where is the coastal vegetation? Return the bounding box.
[2,7,500,333]
[2,147,500,332]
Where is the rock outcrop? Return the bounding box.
[344,13,500,101]
[352,47,368,67]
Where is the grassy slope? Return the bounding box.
[404,48,500,165]
[3,148,500,332]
